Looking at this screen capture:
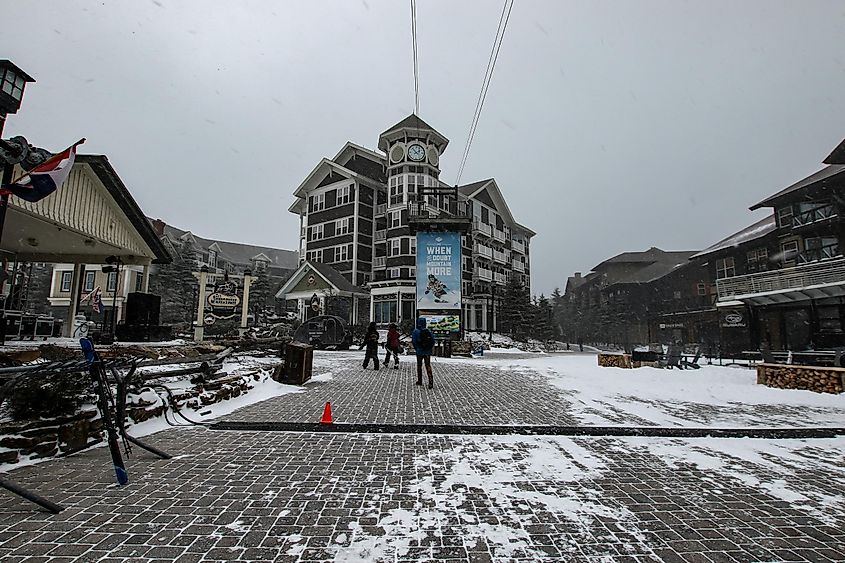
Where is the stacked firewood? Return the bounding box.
[598,353,633,369]
[757,364,844,394]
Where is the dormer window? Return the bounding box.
[208,249,218,269]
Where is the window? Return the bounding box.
[409,267,416,278]
[309,223,324,241]
[335,244,350,262]
[389,176,404,206]
[307,249,323,262]
[135,272,143,292]
[697,282,707,296]
[254,260,268,272]
[778,206,793,228]
[60,271,72,292]
[388,239,401,257]
[208,249,217,269]
[335,217,350,236]
[410,237,416,255]
[310,193,325,212]
[336,185,351,205]
[390,210,402,229]
[673,290,682,300]
[83,271,96,292]
[374,301,397,323]
[716,257,735,279]
[781,240,799,262]
[107,271,117,292]
[388,267,401,279]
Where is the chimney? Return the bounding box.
[575,272,582,279]
[151,218,166,237]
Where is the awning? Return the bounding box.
[718,281,845,307]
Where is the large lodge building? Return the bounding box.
[278,115,535,329]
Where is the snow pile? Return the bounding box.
[332,436,649,561]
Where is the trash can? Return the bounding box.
[284,342,313,385]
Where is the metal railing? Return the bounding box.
[494,272,508,284]
[513,261,525,273]
[474,244,492,259]
[374,229,386,242]
[473,220,492,237]
[792,204,837,228]
[493,230,507,243]
[475,267,493,282]
[375,203,387,216]
[493,249,509,264]
[797,243,840,264]
[716,257,845,300]
[512,240,526,254]
[408,200,471,221]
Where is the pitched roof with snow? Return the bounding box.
[595,248,694,269]
[750,165,845,210]
[691,215,776,259]
[824,139,845,165]
[603,251,698,287]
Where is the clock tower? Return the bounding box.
[378,114,449,201]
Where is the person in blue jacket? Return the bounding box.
[411,317,435,388]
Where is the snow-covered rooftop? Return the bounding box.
[692,215,776,259]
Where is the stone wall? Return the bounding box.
[756,363,845,394]
[0,371,265,466]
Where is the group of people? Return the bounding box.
[359,318,434,388]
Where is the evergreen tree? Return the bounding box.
[498,276,532,340]
[248,268,272,323]
[150,239,199,325]
[532,294,555,342]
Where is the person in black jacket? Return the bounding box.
[359,322,380,370]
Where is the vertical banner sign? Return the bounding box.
[416,232,462,335]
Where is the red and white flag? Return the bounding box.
[0,139,85,203]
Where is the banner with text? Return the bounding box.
[416,232,462,334]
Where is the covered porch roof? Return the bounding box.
[2,154,170,265]
[276,260,369,300]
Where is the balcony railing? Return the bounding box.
[792,204,837,228]
[493,230,507,243]
[716,257,845,301]
[475,267,493,282]
[473,220,493,237]
[374,229,386,242]
[797,243,841,264]
[375,203,387,216]
[373,256,386,269]
[494,272,508,284]
[493,249,508,264]
[474,244,492,259]
[513,261,525,273]
[408,200,470,221]
[512,240,526,254]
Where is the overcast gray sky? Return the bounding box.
[3,0,844,294]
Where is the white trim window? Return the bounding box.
[781,240,799,262]
[410,267,416,278]
[107,271,117,292]
[389,176,404,206]
[388,267,401,279]
[309,223,325,241]
[208,249,218,269]
[716,257,735,280]
[335,217,350,236]
[336,185,351,205]
[60,271,73,292]
[83,271,96,292]
[135,272,144,292]
[335,244,351,262]
[388,239,401,257]
[310,193,325,212]
[307,249,323,262]
[390,210,402,229]
[410,237,416,255]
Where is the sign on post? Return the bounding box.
[416,232,462,335]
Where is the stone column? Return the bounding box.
[239,271,253,336]
[193,267,208,342]
[141,264,151,293]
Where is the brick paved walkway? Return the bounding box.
[1,430,843,562]
[229,351,579,426]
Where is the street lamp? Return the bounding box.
[102,255,123,340]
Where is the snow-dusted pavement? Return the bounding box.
[0,350,843,562]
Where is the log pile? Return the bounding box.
[598,353,633,369]
[757,363,845,394]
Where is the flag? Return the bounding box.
[82,286,103,314]
[0,139,85,203]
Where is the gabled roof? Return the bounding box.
[461,179,515,224]
[750,165,845,210]
[292,158,383,200]
[594,248,693,270]
[381,114,439,136]
[691,215,776,259]
[275,260,368,299]
[602,250,697,287]
[79,155,172,264]
[457,179,494,197]
[824,139,845,165]
[154,219,298,270]
[332,142,386,167]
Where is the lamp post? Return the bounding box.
[194,265,209,342]
[102,255,122,341]
[0,61,35,346]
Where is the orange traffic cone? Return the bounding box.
[320,402,333,424]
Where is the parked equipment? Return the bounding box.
[292,315,352,350]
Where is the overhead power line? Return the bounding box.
[411,0,420,115]
[455,0,514,186]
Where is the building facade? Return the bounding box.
[284,114,534,328]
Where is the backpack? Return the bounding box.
[419,328,434,350]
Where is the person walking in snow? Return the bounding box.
[383,323,402,369]
[412,317,435,388]
[360,322,380,371]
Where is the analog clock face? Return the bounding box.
[408,143,426,162]
[389,144,405,163]
[428,146,440,166]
